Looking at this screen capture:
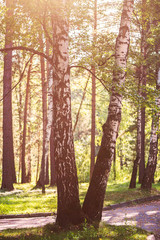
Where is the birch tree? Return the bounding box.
[82,0,134,223]
[141,67,160,190]
[52,0,83,227]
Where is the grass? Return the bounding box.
[0,223,149,239]
[79,181,160,207]
[0,181,157,239]
[0,181,160,215]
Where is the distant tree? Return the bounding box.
[129,79,141,188]
[90,0,97,181]
[21,58,32,183]
[26,84,32,183]
[36,36,50,189]
[139,0,150,183]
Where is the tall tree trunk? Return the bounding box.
[36,129,41,183]
[36,37,49,188]
[46,41,57,187]
[26,84,31,183]
[141,68,160,190]
[90,0,97,181]
[82,0,134,223]
[37,51,54,193]
[52,0,83,227]
[15,53,23,183]
[129,108,141,188]
[18,81,23,183]
[119,138,123,169]
[50,120,57,186]
[21,59,32,183]
[139,0,148,184]
[113,147,116,181]
[129,78,142,188]
[1,0,16,190]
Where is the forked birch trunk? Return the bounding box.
[52,0,83,227]
[82,0,134,223]
[141,68,160,190]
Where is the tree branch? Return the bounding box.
[0,55,34,102]
[98,54,115,67]
[73,75,90,132]
[0,46,53,65]
[69,65,109,92]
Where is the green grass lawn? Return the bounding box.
[0,181,160,215]
[0,223,149,240]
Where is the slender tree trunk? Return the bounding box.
[90,0,97,181]
[141,68,160,190]
[91,67,96,180]
[129,108,141,188]
[15,54,23,183]
[50,120,57,186]
[119,138,123,169]
[1,0,16,190]
[36,129,41,183]
[139,0,148,184]
[52,0,83,227]
[139,100,145,183]
[82,0,134,224]
[26,85,31,183]
[48,39,57,187]
[36,37,49,188]
[21,60,32,183]
[18,81,23,183]
[113,147,116,181]
[129,78,142,188]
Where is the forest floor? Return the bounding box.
[0,200,160,239]
[0,181,160,239]
[1,181,160,215]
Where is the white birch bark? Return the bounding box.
[52,0,83,227]
[82,0,134,223]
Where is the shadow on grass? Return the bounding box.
[0,223,149,240]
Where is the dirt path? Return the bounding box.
[0,201,160,238]
[102,200,160,235]
[0,215,56,231]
